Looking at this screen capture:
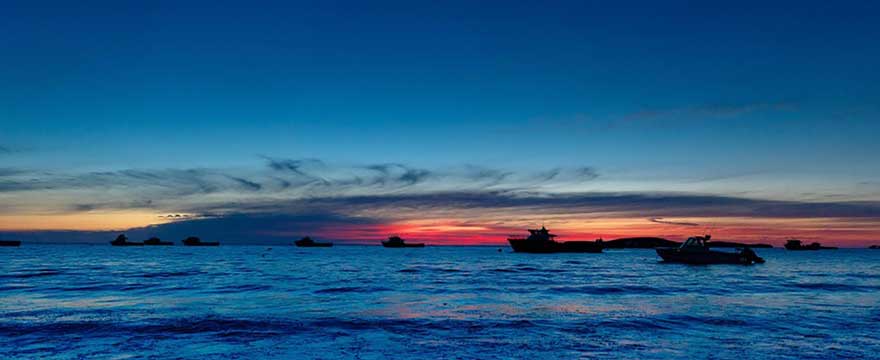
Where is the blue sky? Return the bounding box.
[2,1,879,244]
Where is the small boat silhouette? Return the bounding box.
[381,236,425,248]
[294,236,333,247]
[110,234,143,246]
[656,235,765,265]
[784,239,837,250]
[507,226,603,253]
[144,237,173,246]
[0,240,21,247]
[181,236,219,246]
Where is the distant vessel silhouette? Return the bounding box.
[144,237,173,246]
[656,235,764,265]
[181,236,219,246]
[870,245,880,249]
[110,234,143,246]
[294,236,333,247]
[784,239,837,250]
[507,226,603,253]
[0,240,21,247]
[382,236,425,248]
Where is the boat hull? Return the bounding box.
[183,242,219,246]
[295,242,333,247]
[382,242,425,248]
[0,240,21,247]
[144,242,173,246]
[111,242,144,246]
[656,248,758,265]
[508,239,602,253]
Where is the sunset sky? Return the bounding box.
[2,1,879,246]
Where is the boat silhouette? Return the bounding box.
[381,236,425,248]
[656,235,765,265]
[294,236,333,247]
[181,236,219,246]
[784,239,837,250]
[144,237,173,246]
[110,234,143,246]
[507,226,603,253]
[870,245,880,249]
[0,240,21,247]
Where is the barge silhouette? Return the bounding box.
[784,239,837,250]
[181,236,219,246]
[508,227,603,253]
[0,240,21,247]
[382,236,425,248]
[295,236,333,247]
[144,237,173,246]
[111,234,143,246]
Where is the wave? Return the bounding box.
[208,284,274,294]
[0,269,62,279]
[548,285,668,295]
[314,286,392,294]
[786,282,880,292]
[0,316,545,340]
[133,271,204,278]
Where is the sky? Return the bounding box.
[2,0,880,246]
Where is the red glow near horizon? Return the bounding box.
[307,218,880,247]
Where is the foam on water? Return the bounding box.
[1,245,879,359]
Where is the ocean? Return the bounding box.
[1,245,878,359]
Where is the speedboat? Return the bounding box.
[656,235,764,265]
[381,236,425,248]
[294,236,333,247]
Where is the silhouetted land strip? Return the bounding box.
[0,240,21,247]
[601,237,679,249]
[601,237,773,249]
[295,236,333,247]
[182,236,219,246]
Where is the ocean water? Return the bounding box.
[1,245,879,359]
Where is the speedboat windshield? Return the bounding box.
[681,237,706,248]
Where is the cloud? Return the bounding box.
[649,217,700,226]
[622,101,797,123]
[165,191,880,223]
[225,176,262,191]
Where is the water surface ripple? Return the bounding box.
[1,245,878,359]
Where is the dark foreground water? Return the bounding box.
[1,245,879,359]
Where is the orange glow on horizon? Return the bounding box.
[0,211,173,231]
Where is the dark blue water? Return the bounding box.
[1,245,879,359]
